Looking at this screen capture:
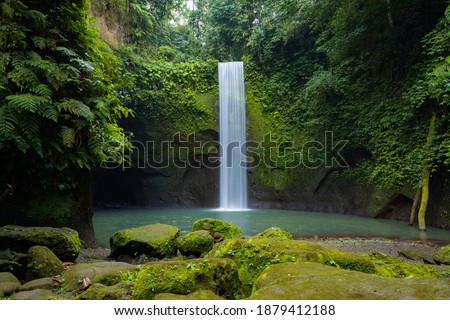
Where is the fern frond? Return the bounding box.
[24,51,54,72]
[6,94,49,113]
[31,36,48,49]
[41,105,58,122]
[0,108,17,138]
[58,99,94,121]
[55,46,78,58]
[8,65,39,89]
[71,58,94,72]
[31,84,52,98]
[60,126,75,148]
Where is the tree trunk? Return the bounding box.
[409,189,420,226]
[69,170,98,247]
[417,111,437,232]
[417,170,430,231]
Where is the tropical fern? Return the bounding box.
[60,126,75,148]
[6,94,49,113]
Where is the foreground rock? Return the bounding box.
[207,238,375,295]
[192,218,242,241]
[249,263,450,299]
[62,261,137,292]
[0,225,82,262]
[176,230,214,257]
[13,289,57,300]
[109,224,180,259]
[254,227,293,240]
[26,246,64,280]
[77,282,134,300]
[155,290,224,300]
[0,272,21,297]
[433,245,450,265]
[133,258,242,299]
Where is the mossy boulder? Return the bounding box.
[0,272,21,297]
[13,289,57,300]
[154,290,224,300]
[77,282,134,300]
[206,238,374,295]
[432,246,450,265]
[109,224,180,259]
[254,227,293,240]
[62,261,137,292]
[0,225,82,262]
[133,258,242,300]
[369,251,437,277]
[177,230,214,257]
[399,249,434,264]
[26,246,64,280]
[21,277,55,291]
[249,263,450,300]
[192,218,242,241]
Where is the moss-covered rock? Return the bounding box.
[26,246,64,280]
[369,251,437,277]
[254,227,293,240]
[249,263,450,300]
[154,290,224,300]
[0,272,21,297]
[13,289,57,300]
[133,258,242,300]
[177,230,214,257]
[206,238,374,295]
[62,261,137,292]
[21,277,55,291]
[110,224,180,259]
[0,225,82,262]
[432,246,450,265]
[192,218,242,241]
[399,249,434,264]
[77,282,134,300]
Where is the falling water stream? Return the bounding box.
[218,62,248,210]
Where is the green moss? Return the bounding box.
[254,227,293,240]
[325,252,376,274]
[399,249,433,263]
[432,246,450,265]
[369,251,437,277]
[62,262,137,292]
[176,230,214,257]
[110,224,180,258]
[192,218,242,240]
[207,238,337,295]
[133,258,242,300]
[26,246,64,280]
[77,282,134,300]
[249,262,450,300]
[0,225,82,262]
[154,290,224,300]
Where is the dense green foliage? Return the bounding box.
[0,0,130,236]
[1,0,450,233]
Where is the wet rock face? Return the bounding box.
[249,262,450,300]
[0,225,82,262]
[0,272,21,297]
[109,224,180,259]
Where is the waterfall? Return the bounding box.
[218,62,248,210]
